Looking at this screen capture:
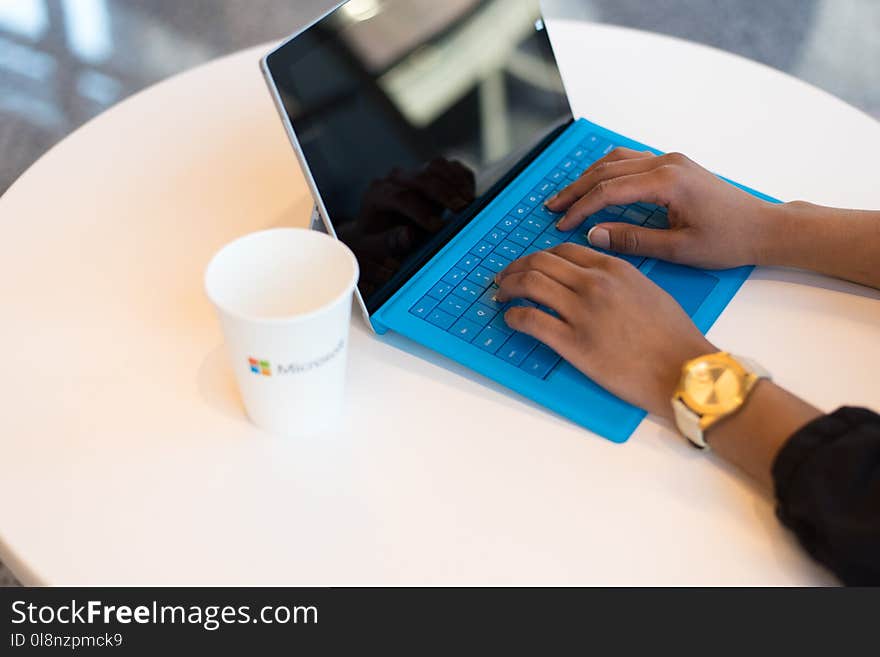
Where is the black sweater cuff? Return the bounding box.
[772,407,880,585]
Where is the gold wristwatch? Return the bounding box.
[672,352,771,449]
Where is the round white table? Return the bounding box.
[1,19,879,586]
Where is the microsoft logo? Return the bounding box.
[248,358,271,376]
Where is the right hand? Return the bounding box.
[548,148,781,269]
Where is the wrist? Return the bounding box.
[753,200,819,267]
[655,337,716,422]
[751,200,794,266]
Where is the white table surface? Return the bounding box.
[2,19,879,586]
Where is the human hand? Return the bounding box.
[495,244,715,418]
[548,149,780,269]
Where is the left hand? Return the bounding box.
[495,243,715,419]
[548,148,778,269]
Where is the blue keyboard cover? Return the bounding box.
[372,118,773,442]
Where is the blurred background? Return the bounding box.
[0,0,877,586]
[1,0,879,199]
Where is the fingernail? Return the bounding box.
[587,226,610,250]
[545,194,559,207]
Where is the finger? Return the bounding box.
[503,306,572,353]
[495,270,581,322]
[556,169,670,230]
[586,223,687,261]
[545,241,615,269]
[547,150,658,213]
[497,249,592,291]
[581,146,655,171]
[595,146,656,163]
[566,146,656,189]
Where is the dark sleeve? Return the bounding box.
[772,407,880,585]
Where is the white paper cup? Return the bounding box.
[205,228,359,436]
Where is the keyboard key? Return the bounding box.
[450,317,482,342]
[587,210,616,224]
[512,203,531,218]
[547,168,567,183]
[523,215,550,233]
[542,220,574,237]
[570,146,589,160]
[537,222,565,240]
[604,205,625,216]
[497,241,524,260]
[532,180,556,197]
[560,158,577,172]
[520,345,562,379]
[440,295,469,318]
[474,325,508,354]
[511,227,537,246]
[567,230,589,247]
[479,284,505,310]
[536,233,564,249]
[483,253,511,273]
[442,268,467,285]
[456,254,481,272]
[582,133,600,150]
[470,241,493,257]
[464,302,496,327]
[523,190,543,206]
[426,308,456,330]
[497,216,521,231]
[598,142,616,157]
[484,228,505,244]
[532,204,562,223]
[488,312,513,335]
[455,282,483,300]
[467,266,494,287]
[410,295,438,319]
[645,211,669,229]
[427,282,452,300]
[498,333,538,366]
[622,206,650,224]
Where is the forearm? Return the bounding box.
[703,380,822,490]
[756,202,880,289]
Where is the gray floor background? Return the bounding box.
[0,0,878,586]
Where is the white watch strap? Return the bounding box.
[672,397,706,448]
[732,355,771,380]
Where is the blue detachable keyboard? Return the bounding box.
[408,132,671,381]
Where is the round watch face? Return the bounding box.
[682,357,746,416]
